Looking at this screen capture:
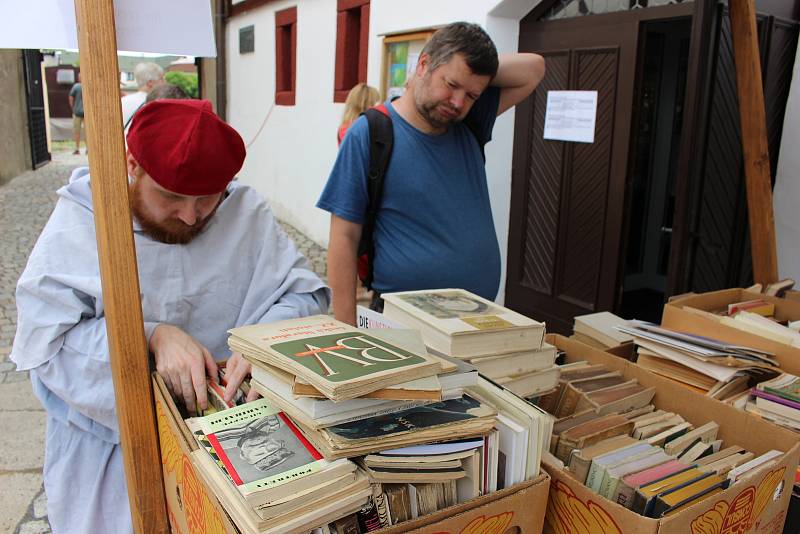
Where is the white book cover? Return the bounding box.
[383,289,544,336]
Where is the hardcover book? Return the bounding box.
[382,288,545,358]
[229,315,440,401]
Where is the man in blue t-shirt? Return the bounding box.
[317,22,545,325]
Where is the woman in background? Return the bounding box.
[338,83,380,145]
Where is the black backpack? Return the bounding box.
[355,104,487,291]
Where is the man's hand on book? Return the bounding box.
[224,351,260,404]
[151,324,219,415]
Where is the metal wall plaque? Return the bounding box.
[239,25,255,54]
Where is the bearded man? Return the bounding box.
[317,22,545,325]
[11,99,329,533]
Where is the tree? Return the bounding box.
[164,71,198,98]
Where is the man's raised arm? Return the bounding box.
[494,53,546,116]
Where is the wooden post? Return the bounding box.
[73,1,169,532]
[729,0,779,285]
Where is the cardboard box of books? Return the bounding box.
[153,364,552,534]
[542,334,799,534]
[153,373,237,534]
[662,288,800,376]
[374,473,549,533]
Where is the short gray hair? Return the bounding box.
[145,83,189,103]
[133,62,164,89]
[421,22,498,78]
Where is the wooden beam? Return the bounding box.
[729,0,779,285]
[73,1,169,532]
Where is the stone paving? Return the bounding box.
[1,150,327,533]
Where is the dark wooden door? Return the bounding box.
[22,49,50,168]
[678,6,798,292]
[505,13,641,334]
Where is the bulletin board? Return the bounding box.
[380,30,435,100]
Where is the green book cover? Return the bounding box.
[229,316,439,397]
[271,332,428,382]
[764,376,800,403]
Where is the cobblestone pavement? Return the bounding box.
[2,151,327,533]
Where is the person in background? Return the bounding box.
[318,22,545,325]
[121,61,165,133]
[338,83,381,145]
[68,71,84,155]
[145,81,189,103]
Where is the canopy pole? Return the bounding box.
[73,1,169,531]
[729,0,779,285]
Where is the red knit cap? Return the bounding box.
[126,99,246,196]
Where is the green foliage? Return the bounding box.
[164,71,199,98]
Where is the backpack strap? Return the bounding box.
[356,104,393,291]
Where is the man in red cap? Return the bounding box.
[11,99,329,533]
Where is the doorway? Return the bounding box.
[619,18,691,322]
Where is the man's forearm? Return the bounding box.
[328,244,358,325]
[494,53,546,115]
[492,53,546,89]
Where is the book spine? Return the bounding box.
[555,438,579,464]
[763,384,800,404]
[356,498,383,532]
[585,461,604,493]
[537,385,563,414]
[555,386,582,417]
[373,490,391,528]
[570,455,592,484]
[752,388,800,410]
[651,495,670,518]
[629,490,649,516]
[572,395,595,415]
[598,470,616,498]
[614,480,636,508]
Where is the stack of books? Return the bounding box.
[382,289,559,398]
[540,360,784,518]
[195,313,555,531]
[743,373,800,432]
[682,297,800,347]
[186,399,371,534]
[573,311,633,349]
[537,361,656,419]
[618,320,780,401]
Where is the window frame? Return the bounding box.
[275,6,297,106]
[333,0,370,103]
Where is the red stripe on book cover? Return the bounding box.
[278,411,323,460]
[206,432,244,486]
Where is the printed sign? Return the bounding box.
[543,91,598,143]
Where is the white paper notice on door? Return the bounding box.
[543,90,598,143]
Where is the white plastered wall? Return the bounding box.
[774,43,800,283]
[227,0,341,246]
[226,0,544,303]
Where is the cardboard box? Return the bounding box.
[153,374,550,534]
[154,374,237,534]
[542,334,799,534]
[662,288,800,376]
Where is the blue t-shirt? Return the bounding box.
[317,87,502,300]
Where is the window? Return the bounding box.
[275,6,297,106]
[380,30,435,100]
[333,0,370,102]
